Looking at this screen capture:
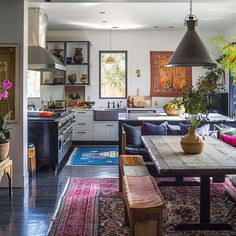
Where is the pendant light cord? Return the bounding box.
[109,29,112,53]
[189,0,193,16]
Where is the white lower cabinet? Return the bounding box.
[93,121,118,141]
[72,110,119,142]
[72,110,94,141]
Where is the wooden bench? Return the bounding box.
[123,175,165,236]
[119,154,149,192]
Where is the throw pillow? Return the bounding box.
[179,123,190,135]
[122,123,142,147]
[166,124,181,135]
[220,133,236,147]
[142,121,167,135]
[197,124,210,136]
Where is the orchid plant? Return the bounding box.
[0,80,12,144]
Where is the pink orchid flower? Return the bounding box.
[2,80,12,90]
[0,93,4,100]
[3,90,8,99]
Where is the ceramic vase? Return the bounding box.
[180,128,205,154]
[0,142,9,161]
[80,74,87,84]
[73,48,83,64]
[68,74,77,85]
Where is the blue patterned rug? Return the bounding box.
[67,146,119,165]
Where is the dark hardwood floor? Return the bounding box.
[0,150,118,236]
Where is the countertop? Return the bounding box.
[118,112,236,122]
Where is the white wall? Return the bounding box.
[29,29,219,109]
[0,0,28,187]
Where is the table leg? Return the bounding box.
[175,175,233,231]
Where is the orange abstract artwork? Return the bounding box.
[150,51,192,97]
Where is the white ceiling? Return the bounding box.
[29,1,236,31]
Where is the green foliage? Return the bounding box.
[183,86,208,129]
[0,113,11,144]
[196,66,225,94]
[211,33,236,77]
[163,98,184,109]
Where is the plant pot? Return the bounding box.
[164,107,185,116]
[180,128,204,154]
[0,142,9,161]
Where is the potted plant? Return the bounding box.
[163,98,185,116]
[196,66,225,94]
[180,86,209,154]
[0,79,12,161]
[211,33,236,78]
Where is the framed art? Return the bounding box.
[0,44,19,122]
[150,51,192,97]
[65,85,85,108]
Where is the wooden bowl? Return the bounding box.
[164,107,185,116]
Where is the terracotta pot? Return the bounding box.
[180,128,204,154]
[0,142,9,161]
[164,107,185,116]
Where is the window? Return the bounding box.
[27,70,40,98]
[99,51,127,98]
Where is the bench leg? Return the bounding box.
[119,164,122,192]
[157,210,163,236]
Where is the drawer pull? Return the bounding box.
[77,112,86,114]
[77,131,86,134]
[78,123,86,125]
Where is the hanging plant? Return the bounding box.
[211,33,236,77]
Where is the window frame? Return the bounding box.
[99,50,128,99]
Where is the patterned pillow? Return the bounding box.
[123,123,142,147]
[179,123,190,135]
[142,121,167,135]
[220,133,236,147]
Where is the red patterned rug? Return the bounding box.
[47,178,236,236]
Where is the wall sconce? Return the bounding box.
[136,69,141,77]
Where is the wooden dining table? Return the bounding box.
[142,135,236,231]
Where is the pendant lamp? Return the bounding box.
[166,0,217,67]
[106,29,116,64]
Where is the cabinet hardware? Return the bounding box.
[78,123,86,125]
[77,131,86,134]
[77,112,86,114]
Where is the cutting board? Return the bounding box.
[128,96,151,107]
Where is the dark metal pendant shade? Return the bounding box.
[166,19,218,67]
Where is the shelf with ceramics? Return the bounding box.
[46,40,90,86]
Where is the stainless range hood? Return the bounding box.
[28,8,66,71]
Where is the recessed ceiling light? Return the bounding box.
[102,20,108,23]
[112,26,118,29]
[154,26,159,28]
[168,26,174,29]
[99,11,106,14]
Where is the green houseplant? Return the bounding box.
[180,86,209,154]
[211,33,236,78]
[0,79,12,161]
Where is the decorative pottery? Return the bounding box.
[80,74,87,84]
[0,142,9,161]
[68,74,77,85]
[52,49,64,63]
[73,48,83,64]
[180,128,205,154]
[164,107,185,116]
